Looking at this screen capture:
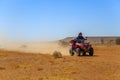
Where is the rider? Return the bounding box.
[74,32,86,44]
[70,32,87,51]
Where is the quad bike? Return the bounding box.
[69,38,94,56]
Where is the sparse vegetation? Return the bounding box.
[53,51,62,58]
[107,40,114,46]
[116,38,120,45]
[101,38,104,44]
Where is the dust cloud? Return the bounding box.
[0,41,70,55]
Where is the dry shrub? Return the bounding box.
[116,38,120,45]
[53,51,62,59]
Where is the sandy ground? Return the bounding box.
[0,42,120,80]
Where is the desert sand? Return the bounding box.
[0,42,120,80]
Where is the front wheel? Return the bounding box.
[76,48,81,56]
[69,48,74,56]
[89,48,94,56]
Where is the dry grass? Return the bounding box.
[53,51,62,59]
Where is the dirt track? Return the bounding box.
[0,45,120,80]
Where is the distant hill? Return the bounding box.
[61,36,120,45]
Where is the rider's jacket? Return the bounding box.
[74,36,85,43]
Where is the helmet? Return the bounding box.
[78,32,82,36]
[79,32,82,36]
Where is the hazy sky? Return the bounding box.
[0,0,120,41]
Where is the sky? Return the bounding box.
[0,0,120,41]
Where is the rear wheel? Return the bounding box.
[76,48,81,56]
[69,48,74,56]
[89,48,94,56]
